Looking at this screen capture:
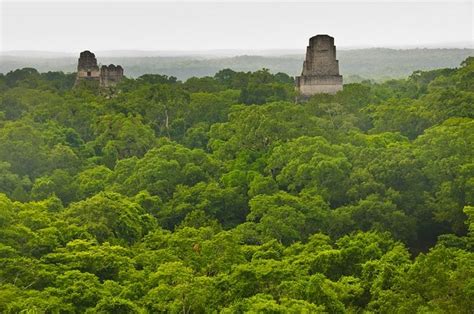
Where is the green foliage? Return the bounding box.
[0,60,473,312]
[64,192,156,244]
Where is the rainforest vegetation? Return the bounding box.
[0,57,473,313]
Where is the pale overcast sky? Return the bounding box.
[1,0,473,52]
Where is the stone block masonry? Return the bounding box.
[75,50,124,88]
[296,35,343,96]
[100,64,124,87]
[75,51,100,84]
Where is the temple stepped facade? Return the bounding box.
[296,35,343,96]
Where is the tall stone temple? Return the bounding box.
[75,50,124,87]
[296,35,343,96]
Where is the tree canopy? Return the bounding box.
[0,59,473,312]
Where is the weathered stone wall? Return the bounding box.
[77,69,100,79]
[75,51,124,88]
[100,64,124,87]
[75,50,100,85]
[77,51,98,70]
[302,35,340,76]
[296,35,343,96]
[296,76,343,95]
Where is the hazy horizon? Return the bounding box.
[1,1,472,53]
[2,44,474,54]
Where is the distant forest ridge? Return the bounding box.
[1,48,473,82]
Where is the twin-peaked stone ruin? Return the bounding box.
[76,34,342,96]
[75,50,123,88]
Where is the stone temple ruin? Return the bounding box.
[75,50,124,87]
[296,35,343,96]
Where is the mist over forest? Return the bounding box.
[2,48,472,82]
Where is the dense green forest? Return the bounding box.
[0,57,473,313]
[1,48,473,82]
